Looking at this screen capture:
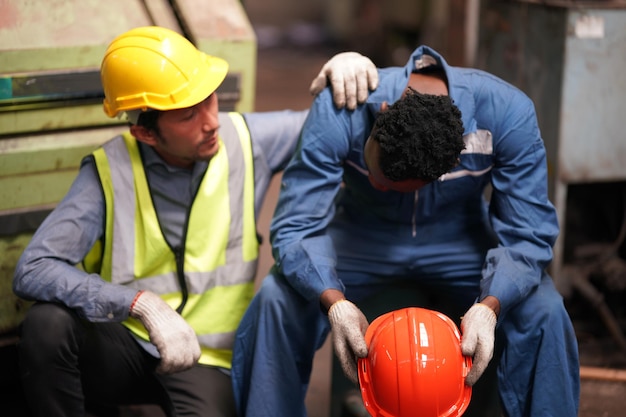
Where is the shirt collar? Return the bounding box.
[137,141,208,177]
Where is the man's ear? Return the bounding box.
[378,101,389,113]
[130,125,157,146]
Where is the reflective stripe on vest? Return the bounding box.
[86,112,258,369]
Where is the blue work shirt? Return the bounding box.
[14,110,308,323]
[270,46,559,320]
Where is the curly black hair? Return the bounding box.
[372,88,465,182]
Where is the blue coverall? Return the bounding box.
[232,46,580,417]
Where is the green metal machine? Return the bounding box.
[0,0,257,344]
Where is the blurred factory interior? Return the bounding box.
[1,0,626,416]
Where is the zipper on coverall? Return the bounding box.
[411,191,419,237]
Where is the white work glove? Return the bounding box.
[309,52,379,111]
[328,300,369,384]
[461,303,497,386]
[129,290,201,374]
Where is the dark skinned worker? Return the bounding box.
[232,46,580,417]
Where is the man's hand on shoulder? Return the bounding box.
[309,52,379,111]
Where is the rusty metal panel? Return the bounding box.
[176,0,257,112]
[0,0,254,133]
[477,1,626,296]
[0,0,161,73]
[558,10,626,182]
[478,2,626,186]
[477,2,568,198]
[0,0,161,134]
[175,0,255,41]
[0,125,128,211]
[0,233,33,334]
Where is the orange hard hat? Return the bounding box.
[358,307,472,417]
[100,26,228,118]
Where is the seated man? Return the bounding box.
[12,26,369,417]
[232,46,580,417]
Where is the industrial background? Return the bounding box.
[1,0,625,416]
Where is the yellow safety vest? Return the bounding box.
[84,112,258,369]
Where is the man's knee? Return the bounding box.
[249,271,329,344]
[254,272,308,317]
[521,279,568,325]
[20,303,83,354]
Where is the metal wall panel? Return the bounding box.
[478,1,626,293]
[559,10,626,183]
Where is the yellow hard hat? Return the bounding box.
[100,26,228,118]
